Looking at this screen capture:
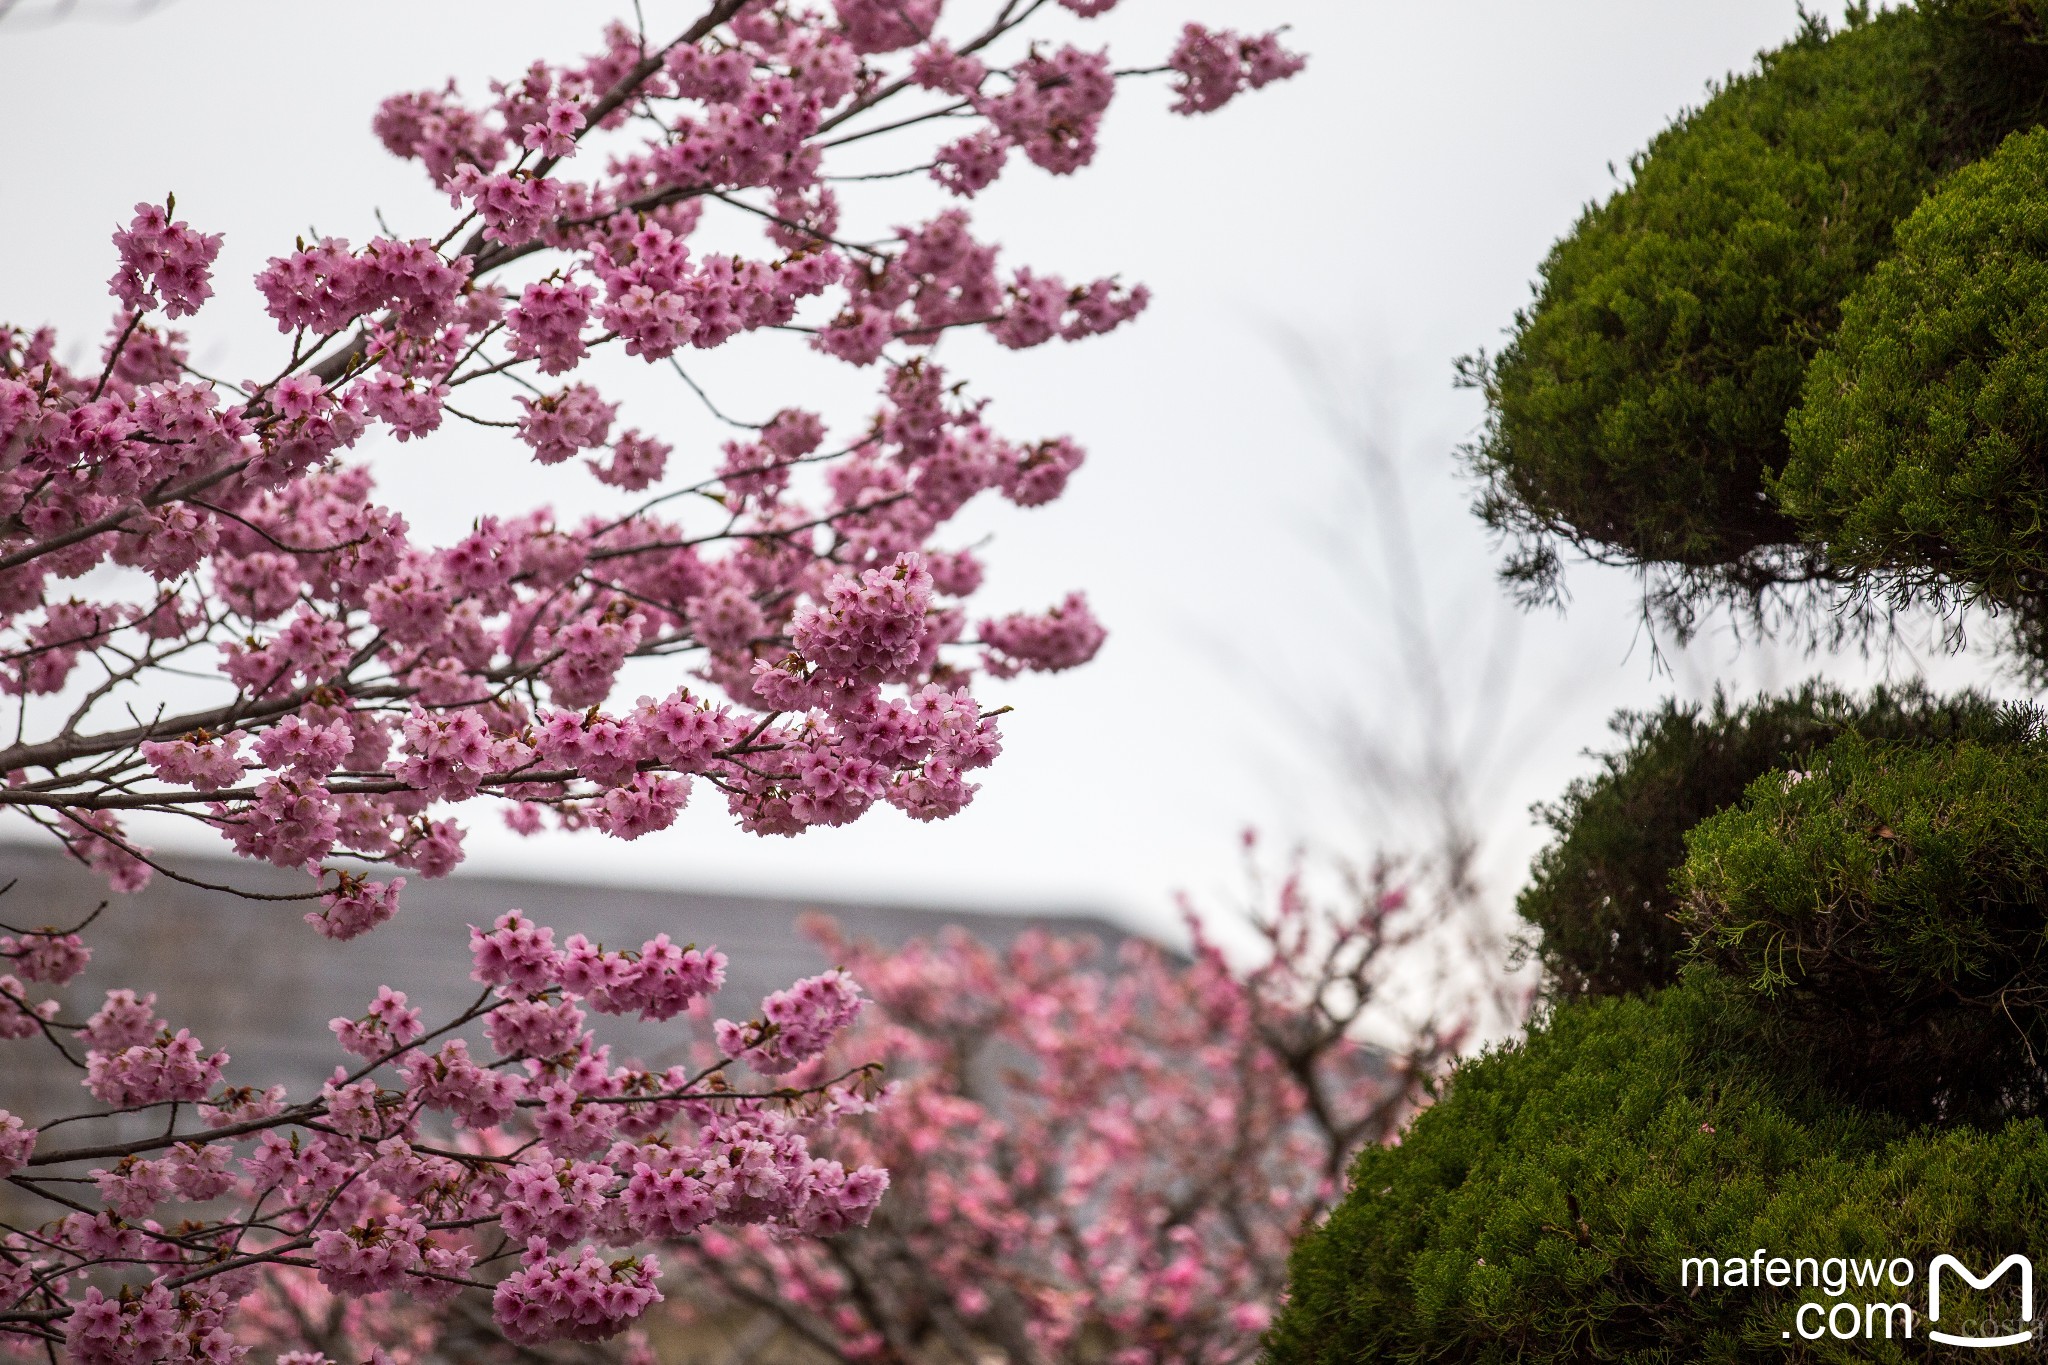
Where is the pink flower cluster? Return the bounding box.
[1,928,89,984]
[328,985,424,1058]
[493,1246,662,1346]
[4,906,881,1356]
[66,1284,238,1365]
[1167,25,1308,116]
[982,46,1116,175]
[308,874,405,941]
[980,592,1108,676]
[507,278,596,374]
[715,969,866,1074]
[0,1111,34,1179]
[139,732,246,789]
[108,200,223,319]
[561,930,726,1020]
[254,235,467,336]
[791,553,935,685]
[83,1026,229,1107]
[310,1213,432,1295]
[0,980,58,1041]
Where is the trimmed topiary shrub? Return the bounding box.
[1264,973,2048,1364]
[1270,11,2048,1360]
[1682,731,2048,1121]
[1466,8,1952,605]
[1520,682,2034,1002]
[1779,125,2048,665]
[1924,0,2048,146]
[1466,3,2048,624]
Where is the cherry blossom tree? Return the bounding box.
[212,850,1459,1365]
[673,860,1461,1365]
[0,2,1302,1358]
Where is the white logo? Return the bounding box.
[1928,1254,2033,1348]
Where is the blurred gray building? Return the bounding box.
[0,843,1132,1121]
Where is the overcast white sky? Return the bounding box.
[0,1,2009,953]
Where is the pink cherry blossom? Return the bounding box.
[83,1028,229,1107]
[717,969,866,1074]
[1168,25,1308,116]
[470,910,564,998]
[66,1283,238,1365]
[307,874,404,941]
[0,1110,35,1179]
[979,591,1107,675]
[666,862,1460,1365]
[329,984,425,1059]
[109,200,223,319]
[791,553,936,685]
[80,988,162,1052]
[0,3,1306,1353]
[493,1245,662,1346]
[3,928,90,984]
[311,1214,428,1295]
[93,1156,175,1220]
[507,279,595,375]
